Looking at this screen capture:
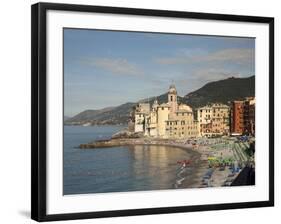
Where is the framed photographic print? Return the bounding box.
[31,2,274,222]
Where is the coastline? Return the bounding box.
[80,137,219,188]
[79,135,252,189]
[79,137,212,163]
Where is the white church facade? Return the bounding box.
[133,84,200,139]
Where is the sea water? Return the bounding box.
[63,125,199,195]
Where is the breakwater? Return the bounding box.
[79,137,194,150]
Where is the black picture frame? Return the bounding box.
[31,2,274,222]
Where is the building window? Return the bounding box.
[170,96,173,101]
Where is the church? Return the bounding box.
[133,84,199,139]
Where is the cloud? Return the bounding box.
[178,48,207,57]
[190,68,241,81]
[155,48,254,65]
[200,48,254,63]
[82,58,142,76]
[176,68,245,93]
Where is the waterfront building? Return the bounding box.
[195,103,230,137]
[196,105,212,126]
[230,100,244,134]
[156,103,171,137]
[243,97,255,136]
[164,84,199,138]
[132,86,254,138]
[165,110,199,138]
[230,97,255,136]
[133,85,199,139]
[134,103,150,133]
[145,99,159,137]
[211,103,230,135]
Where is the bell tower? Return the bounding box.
[168,84,178,115]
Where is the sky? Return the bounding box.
[64,28,255,116]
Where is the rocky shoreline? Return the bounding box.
[79,135,197,152]
[80,138,193,147]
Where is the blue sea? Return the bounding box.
[63,125,200,195]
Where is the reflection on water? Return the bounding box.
[64,126,200,195]
[128,145,196,190]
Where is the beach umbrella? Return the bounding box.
[208,157,217,161]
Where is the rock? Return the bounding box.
[111,130,143,139]
[131,132,144,138]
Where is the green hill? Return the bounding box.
[184,76,255,108]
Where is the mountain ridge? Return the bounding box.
[184,75,255,108]
[65,75,254,125]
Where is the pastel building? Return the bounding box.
[133,85,199,138]
[243,97,255,136]
[195,103,230,137]
[134,103,150,133]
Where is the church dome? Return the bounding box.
[178,104,193,112]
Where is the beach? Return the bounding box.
[79,133,253,189]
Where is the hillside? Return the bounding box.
[65,103,135,125]
[184,76,255,108]
[65,76,255,125]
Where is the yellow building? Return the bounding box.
[196,103,230,137]
[165,85,199,138]
[157,103,170,137]
[133,84,199,139]
[165,110,199,138]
